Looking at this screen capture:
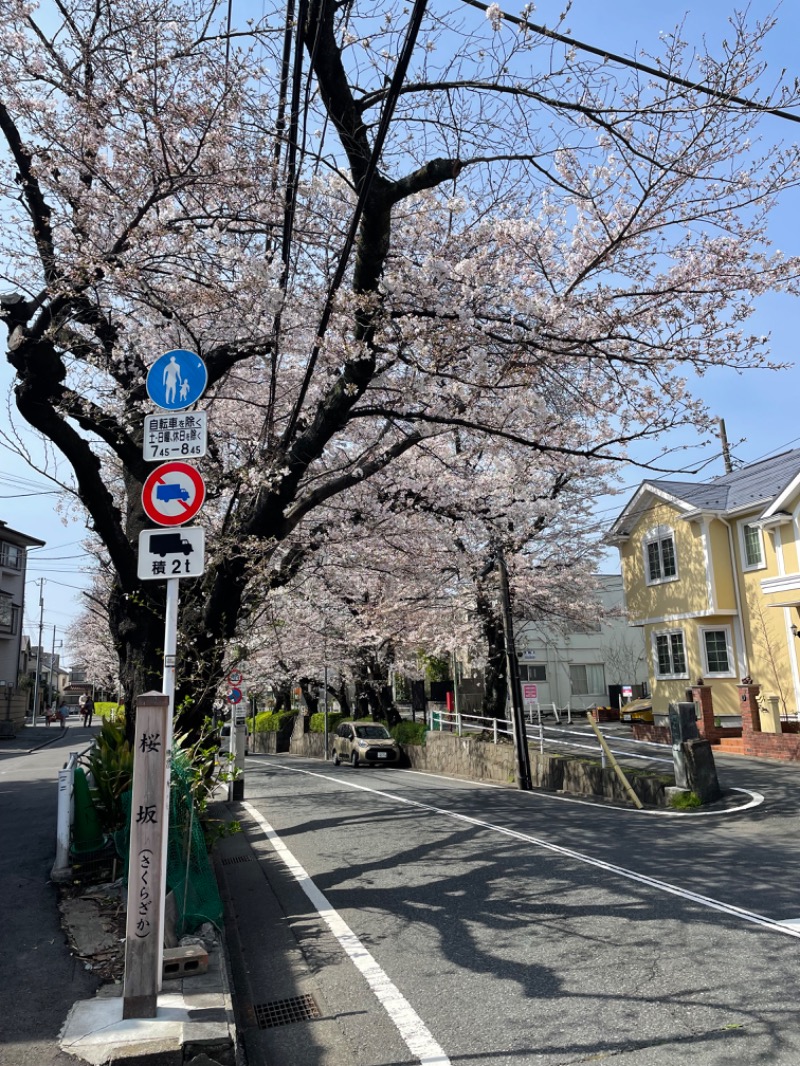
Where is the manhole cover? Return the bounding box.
[253,994,321,1029]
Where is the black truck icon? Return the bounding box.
[150,533,195,557]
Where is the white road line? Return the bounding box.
[242,801,452,1066]
[261,764,800,942]
[396,767,765,816]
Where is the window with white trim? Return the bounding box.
[653,630,688,678]
[699,626,734,677]
[643,527,678,585]
[740,523,765,570]
[569,664,606,696]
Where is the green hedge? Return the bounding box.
[253,711,295,733]
[95,702,124,721]
[308,712,345,734]
[391,720,427,746]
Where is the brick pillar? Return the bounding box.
[692,685,716,739]
[738,684,761,737]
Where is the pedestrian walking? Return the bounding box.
[81,695,94,728]
[56,698,69,731]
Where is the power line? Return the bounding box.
[460,0,800,125]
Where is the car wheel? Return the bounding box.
[350,751,359,768]
[332,750,340,766]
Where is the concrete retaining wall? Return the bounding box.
[406,732,670,806]
[260,720,672,807]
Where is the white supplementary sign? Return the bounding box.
[137,527,205,580]
[143,412,207,462]
[522,683,538,701]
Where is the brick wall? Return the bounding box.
[738,683,800,760]
[631,722,672,745]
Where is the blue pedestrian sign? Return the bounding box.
[146,349,208,411]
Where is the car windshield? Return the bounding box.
[355,725,391,739]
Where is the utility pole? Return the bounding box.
[31,579,45,725]
[717,417,733,475]
[49,624,57,708]
[495,543,533,791]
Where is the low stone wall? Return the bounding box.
[0,691,28,736]
[406,732,671,807]
[289,731,327,759]
[259,720,673,806]
[251,714,296,755]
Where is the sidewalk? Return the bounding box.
[0,722,236,1066]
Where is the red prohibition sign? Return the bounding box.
[142,461,206,527]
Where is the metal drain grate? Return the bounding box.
[253,994,321,1029]
[221,854,253,865]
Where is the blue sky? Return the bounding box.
[3,0,800,652]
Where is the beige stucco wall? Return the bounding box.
[621,500,709,623]
[707,519,735,611]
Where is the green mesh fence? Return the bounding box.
[114,749,223,937]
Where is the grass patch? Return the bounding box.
[669,790,702,810]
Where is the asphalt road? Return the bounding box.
[237,752,800,1066]
[0,723,99,1066]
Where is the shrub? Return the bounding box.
[309,712,345,734]
[392,720,427,746]
[254,710,295,733]
[95,702,124,721]
[83,718,134,831]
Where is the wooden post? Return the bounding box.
[587,712,643,810]
[123,692,169,1019]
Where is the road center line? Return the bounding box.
[262,764,800,942]
[242,801,452,1066]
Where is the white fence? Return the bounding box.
[428,708,672,769]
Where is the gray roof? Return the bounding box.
[652,448,800,513]
[611,448,800,535]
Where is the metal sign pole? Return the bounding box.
[323,664,329,760]
[156,576,179,990]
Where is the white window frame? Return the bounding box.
[652,628,689,680]
[738,521,766,572]
[643,525,679,586]
[698,625,735,678]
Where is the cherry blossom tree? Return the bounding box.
[2,0,800,733]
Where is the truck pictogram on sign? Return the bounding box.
[142,461,206,527]
[150,533,195,557]
[138,527,205,580]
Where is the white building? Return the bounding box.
[516,574,649,712]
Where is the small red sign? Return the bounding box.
[522,683,538,701]
[228,669,243,685]
[142,461,206,527]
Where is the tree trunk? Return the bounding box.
[477,591,508,720]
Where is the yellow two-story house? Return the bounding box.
[608,449,800,725]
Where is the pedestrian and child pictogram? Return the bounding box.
[141,461,206,526]
[146,349,208,411]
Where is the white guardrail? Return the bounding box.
[428,708,673,768]
[52,751,80,881]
